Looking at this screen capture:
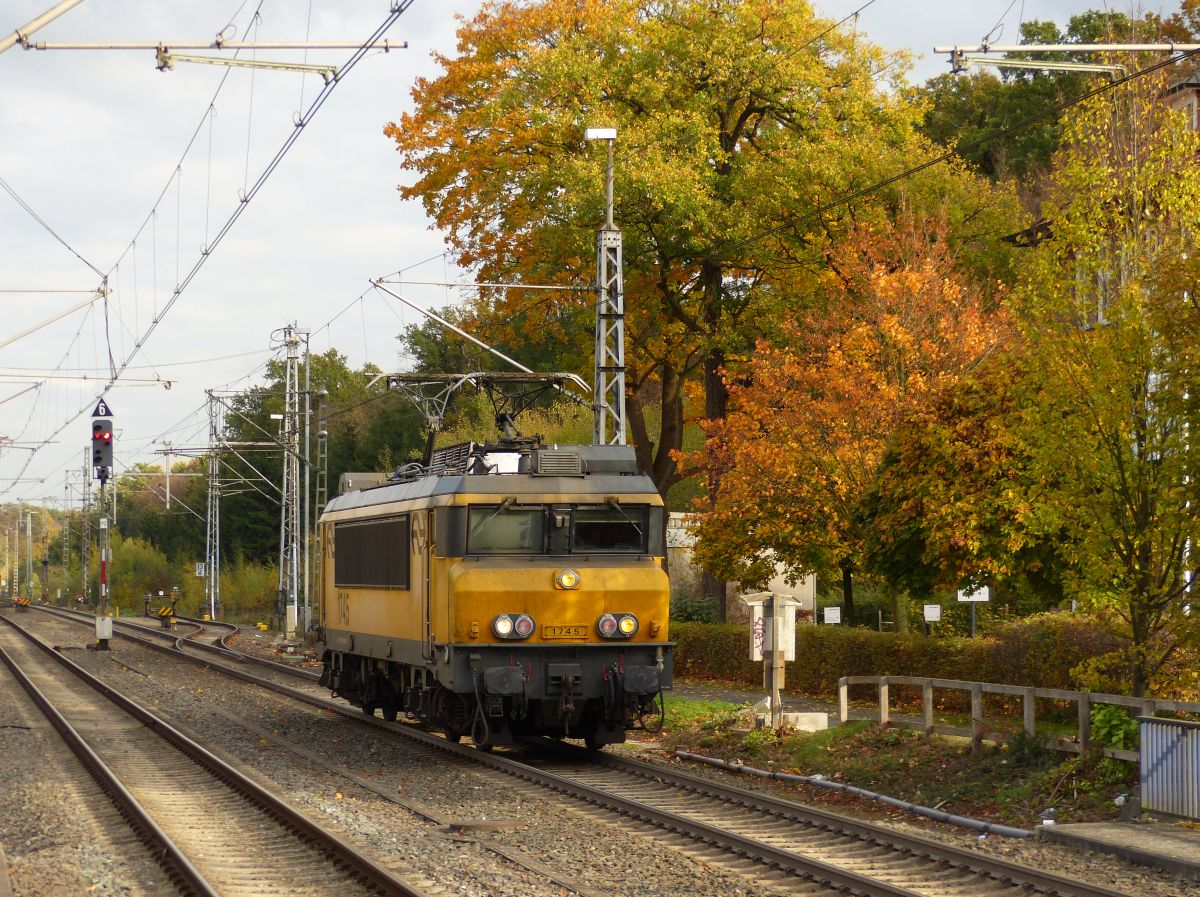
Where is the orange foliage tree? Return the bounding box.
[691,212,1010,627]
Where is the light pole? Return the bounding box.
[585,127,627,447]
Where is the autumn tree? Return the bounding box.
[861,353,1069,613]
[692,212,1009,627]
[387,0,1015,498]
[1012,69,1200,696]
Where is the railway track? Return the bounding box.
[31,605,1137,897]
[0,612,428,897]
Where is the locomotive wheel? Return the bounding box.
[381,700,399,722]
[583,727,606,752]
[362,702,377,717]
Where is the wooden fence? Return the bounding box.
[838,675,1200,762]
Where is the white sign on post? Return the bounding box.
[923,604,942,622]
[766,601,798,662]
[957,585,991,603]
[749,607,765,662]
[823,606,842,625]
[195,562,206,577]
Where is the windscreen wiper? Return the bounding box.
[605,496,643,539]
[476,496,516,530]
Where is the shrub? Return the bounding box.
[670,592,721,623]
[670,613,1129,699]
[1090,704,1139,751]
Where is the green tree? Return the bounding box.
[920,11,1194,183]
[861,354,1068,614]
[1013,71,1200,696]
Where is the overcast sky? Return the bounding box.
[0,0,1155,509]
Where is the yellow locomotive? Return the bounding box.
[317,376,672,749]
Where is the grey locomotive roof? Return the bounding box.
[323,470,660,515]
[324,443,660,517]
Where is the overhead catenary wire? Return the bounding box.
[0,4,414,500]
[717,45,1200,258]
[100,4,413,395]
[0,173,104,278]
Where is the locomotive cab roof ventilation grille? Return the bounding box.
[535,450,584,477]
[428,441,475,475]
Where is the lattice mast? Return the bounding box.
[591,130,627,446]
[277,326,306,636]
[204,392,221,619]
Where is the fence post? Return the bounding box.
[1078,693,1091,753]
[922,679,934,735]
[879,676,889,726]
[971,683,984,749]
[1023,688,1036,737]
[838,677,849,724]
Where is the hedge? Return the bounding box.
[670,613,1124,699]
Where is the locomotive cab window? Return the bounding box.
[573,506,647,552]
[467,505,545,553]
[334,515,409,588]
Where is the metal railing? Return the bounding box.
[838,675,1200,761]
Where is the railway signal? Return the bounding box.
[91,418,113,479]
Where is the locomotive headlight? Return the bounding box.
[598,612,637,638]
[493,613,535,640]
[555,569,580,590]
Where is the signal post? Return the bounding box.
[91,399,114,649]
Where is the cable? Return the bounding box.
[0,174,104,278]
[101,3,413,395]
[716,46,1200,258]
[0,4,414,500]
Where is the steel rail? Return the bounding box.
[0,630,221,897]
[33,605,1138,897]
[29,609,932,897]
[588,751,1136,897]
[0,611,429,897]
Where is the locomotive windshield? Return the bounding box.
[465,503,650,554]
[467,506,545,552]
[574,506,645,552]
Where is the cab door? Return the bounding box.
[410,509,435,661]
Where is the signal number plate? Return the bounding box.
[543,624,588,640]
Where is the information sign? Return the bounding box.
[957,585,991,603]
[823,606,842,625]
[923,604,942,622]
